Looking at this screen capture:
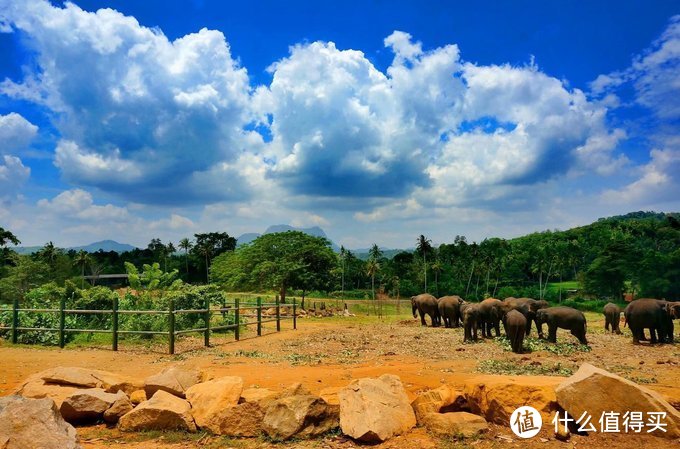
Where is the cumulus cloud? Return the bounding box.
[0,112,38,154]
[1,0,258,204]
[37,188,130,221]
[0,155,30,197]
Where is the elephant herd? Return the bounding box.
[410,293,680,354]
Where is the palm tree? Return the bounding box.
[38,241,59,268]
[196,241,212,283]
[431,258,442,297]
[164,242,176,272]
[73,250,90,288]
[340,245,347,299]
[366,258,380,314]
[416,235,432,292]
[178,238,192,276]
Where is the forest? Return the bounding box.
[1,211,679,308]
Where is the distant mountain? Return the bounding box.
[70,240,138,253]
[12,240,137,254]
[237,225,340,251]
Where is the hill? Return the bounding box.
[12,240,137,254]
[237,225,340,251]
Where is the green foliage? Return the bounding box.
[477,359,574,376]
[125,262,181,290]
[494,336,591,355]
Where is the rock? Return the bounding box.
[279,382,312,398]
[118,390,196,432]
[144,367,204,399]
[14,375,78,408]
[103,392,134,424]
[240,387,277,404]
[130,390,147,405]
[60,388,121,424]
[464,375,559,425]
[555,363,680,438]
[411,385,467,425]
[319,386,343,406]
[422,412,489,438]
[0,395,81,449]
[262,394,339,440]
[338,374,416,443]
[207,402,267,437]
[186,376,243,429]
[39,367,141,395]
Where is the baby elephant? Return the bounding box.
[603,302,622,334]
[536,306,588,345]
[503,309,527,353]
[461,303,480,342]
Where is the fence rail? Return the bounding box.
[0,296,297,354]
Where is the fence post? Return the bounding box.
[276,297,281,332]
[204,297,210,347]
[293,298,297,330]
[11,297,18,344]
[234,298,240,341]
[168,299,175,355]
[257,297,262,336]
[112,296,118,351]
[59,295,66,348]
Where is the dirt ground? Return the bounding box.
[1,311,679,449]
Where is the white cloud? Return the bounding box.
[37,188,130,221]
[0,155,30,196]
[0,112,38,154]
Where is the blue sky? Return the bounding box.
[0,0,678,249]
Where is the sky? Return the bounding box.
[0,0,679,249]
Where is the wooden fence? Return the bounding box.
[0,297,297,354]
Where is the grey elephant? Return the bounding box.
[477,297,503,338]
[502,297,548,337]
[461,303,480,342]
[535,306,588,345]
[411,294,441,327]
[438,295,465,328]
[603,302,622,334]
[625,298,673,344]
[502,309,527,353]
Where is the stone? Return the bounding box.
[206,402,267,437]
[186,376,243,429]
[319,386,343,406]
[130,390,147,405]
[38,367,141,395]
[118,390,196,432]
[555,363,680,438]
[0,395,81,449]
[338,374,416,443]
[463,375,559,425]
[144,366,204,399]
[103,391,134,424]
[411,385,467,425]
[14,375,78,409]
[60,388,120,424]
[240,387,277,404]
[279,382,312,398]
[421,412,489,438]
[262,394,339,440]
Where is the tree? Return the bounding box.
[0,227,20,247]
[73,250,90,288]
[211,231,336,304]
[178,238,192,276]
[191,232,237,283]
[339,245,348,298]
[416,235,432,292]
[431,257,442,297]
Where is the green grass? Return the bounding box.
[546,281,580,292]
[477,359,574,376]
[494,336,591,355]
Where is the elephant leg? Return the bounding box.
[649,327,658,344]
[472,322,478,341]
[494,321,501,338]
[571,328,587,345]
[525,318,532,336]
[419,310,427,326]
[631,327,641,344]
[605,318,610,332]
[548,325,557,343]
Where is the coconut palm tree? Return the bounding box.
[73,250,90,288]
[431,257,442,297]
[340,245,347,299]
[366,258,380,314]
[416,235,432,292]
[178,238,192,276]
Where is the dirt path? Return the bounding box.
[1,313,679,448]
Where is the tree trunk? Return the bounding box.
[423,253,427,292]
[280,285,287,304]
[205,253,210,284]
[466,260,475,297]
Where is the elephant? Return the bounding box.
[535,306,588,345]
[461,303,480,342]
[501,297,548,337]
[477,298,504,338]
[624,298,673,344]
[411,294,441,327]
[603,302,622,334]
[502,309,527,353]
[438,295,465,328]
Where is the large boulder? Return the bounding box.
[144,367,204,399]
[197,387,277,437]
[60,388,121,424]
[14,375,78,408]
[0,395,81,449]
[186,376,243,429]
[463,375,559,425]
[421,412,489,438]
[262,394,339,440]
[240,387,277,404]
[103,392,134,424]
[411,385,467,425]
[338,374,416,443]
[118,390,196,432]
[555,363,680,438]
[39,367,141,395]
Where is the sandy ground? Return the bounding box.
[1,312,679,449]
